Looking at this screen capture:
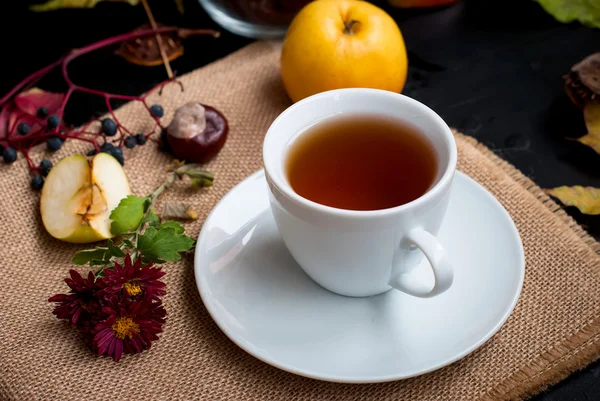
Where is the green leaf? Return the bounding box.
[191,177,213,188]
[122,239,135,249]
[91,259,112,266]
[107,239,126,258]
[142,255,165,264]
[110,195,148,235]
[536,0,600,28]
[94,267,106,278]
[176,164,214,180]
[175,164,214,188]
[159,220,185,234]
[143,198,152,213]
[141,210,160,227]
[72,247,108,265]
[137,226,194,263]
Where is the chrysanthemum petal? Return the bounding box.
[108,336,117,357]
[114,339,124,361]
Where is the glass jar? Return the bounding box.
[199,0,313,39]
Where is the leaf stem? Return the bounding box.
[151,172,177,202]
[128,172,177,262]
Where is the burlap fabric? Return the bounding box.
[1,41,600,401]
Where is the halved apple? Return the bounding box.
[40,152,132,243]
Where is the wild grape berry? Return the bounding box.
[2,147,17,163]
[150,104,164,118]
[17,122,30,135]
[47,115,60,129]
[37,106,48,118]
[101,118,117,136]
[135,133,147,145]
[40,159,52,170]
[47,137,63,151]
[100,142,115,152]
[87,149,97,156]
[110,147,124,165]
[40,159,52,176]
[124,135,136,149]
[31,175,44,190]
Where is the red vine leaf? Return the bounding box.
[115,24,184,67]
[0,103,15,140]
[14,88,64,116]
[0,88,65,142]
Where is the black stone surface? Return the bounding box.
[4,0,600,398]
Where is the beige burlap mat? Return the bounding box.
[1,41,600,401]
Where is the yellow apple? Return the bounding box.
[281,0,408,103]
[40,152,132,243]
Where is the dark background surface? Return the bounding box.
[4,0,600,399]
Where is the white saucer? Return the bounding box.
[194,170,525,383]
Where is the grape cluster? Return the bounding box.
[2,97,166,192]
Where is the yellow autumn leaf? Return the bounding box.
[577,102,600,154]
[545,186,600,215]
[29,0,139,12]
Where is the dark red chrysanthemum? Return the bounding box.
[48,270,100,325]
[97,254,166,301]
[91,297,166,361]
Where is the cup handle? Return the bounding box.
[389,228,454,298]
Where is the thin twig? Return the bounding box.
[141,0,173,79]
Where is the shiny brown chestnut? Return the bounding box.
[166,102,228,163]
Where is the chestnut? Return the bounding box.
[166,102,228,163]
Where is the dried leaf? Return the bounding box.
[30,0,139,12]
[573,53,600,96]
[565,53,600,107]
[161,202,198,220]
[576,102,600,154]
[545,186,600,215]
[115,23,184,67]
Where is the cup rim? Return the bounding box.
[263,88,457,219]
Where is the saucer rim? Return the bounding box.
[194,169,525,383]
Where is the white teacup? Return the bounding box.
[263,88,457,298]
